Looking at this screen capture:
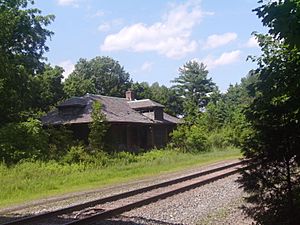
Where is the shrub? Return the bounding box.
[185,125,208,152]
[63,144,91,164]
[170,124,208,152]
[207,127,232,149]
[63,144,110,167]
[170,125,188,150]
[89,101,108,152]
[111,151,138,165]
[0,118,48,164]
[47,126,75,160]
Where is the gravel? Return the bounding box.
[95,174,254,225]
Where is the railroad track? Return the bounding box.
[2,160,247,225]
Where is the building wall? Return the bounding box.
[68,122,177,151]
[151,124,176,148]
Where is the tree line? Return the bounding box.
[1,1,300,224]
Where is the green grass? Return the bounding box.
[0,148,242,209]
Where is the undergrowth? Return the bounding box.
[0,147,241,208]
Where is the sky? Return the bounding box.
[35,0,266,91]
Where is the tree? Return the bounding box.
[0,0,54,124]
[172,61,216,118]
[131,82,152,100]
[131,82,183,116]
[64,57,132,98]
[199,74,255,148]
[89,101,108,151]
[254,0,300,48]
[63,73,95,98]
[240,35,300,224]
[31,65,65,112]
[238,1,300,224]
[170,123,208,152]
[150,82,183,116]
[0,118,48,164]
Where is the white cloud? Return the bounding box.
[59,60,75,80]
[200,50,241,69]
[57,0,79,7]
[98,19,123,32]
[140,61,153,72]
[101,0,209,59]
[245,36,259,48]
[203,32,237,49]
[98,23,110,32]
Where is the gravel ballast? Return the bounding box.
[96,174,254,225]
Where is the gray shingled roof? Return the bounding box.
[41,94,180,125]
[57,97,88,108]
[128,99,164,109]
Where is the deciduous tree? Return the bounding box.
[0,0,54,124]
[64,57,132,98]
[31,65,65,112]
[89,101,108,151]
[254,0,300,48]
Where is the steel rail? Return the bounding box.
[2,160,246,225]
[65,163,244,225]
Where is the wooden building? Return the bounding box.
[41,91,181,150]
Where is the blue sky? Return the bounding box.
[35,0,266,91]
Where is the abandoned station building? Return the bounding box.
[42,91,181,150]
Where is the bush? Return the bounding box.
[63,144,110,167]
[47,126,75,160]
[170,124,208,152]
[63,145,91,164]
[89,101,108,151]
[207,127,232,149]
[0,118,48,164]
[169,125,188,150]
[111,151,138,165]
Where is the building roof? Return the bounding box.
[41,94,181,125]
[57,97,88,108]
[128,99,164,109]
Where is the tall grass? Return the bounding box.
[0,147,241,208]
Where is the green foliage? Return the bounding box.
[185,125,208,152]
[149,82,183,116]
[0,118,48,164]
[199,73,255,149]
[31,65,65,112]
[47,126,75,160]
[169,62,254,154]
[131,81,183,116]
[170,124,208,152]
[63,144,91,164]
[0,148,241,208]
[240,33,300,225]
[131,82,152,99]
[172,61,216,117]
[0,0,54,124]
[254,0,300,48]
[63,73,95,97]
[88,101,109,151]
[170,125,188,150]
[206,127,232,149]
[64,56,132,98]
[111,151,139,165]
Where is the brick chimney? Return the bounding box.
[125,90,135,101]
